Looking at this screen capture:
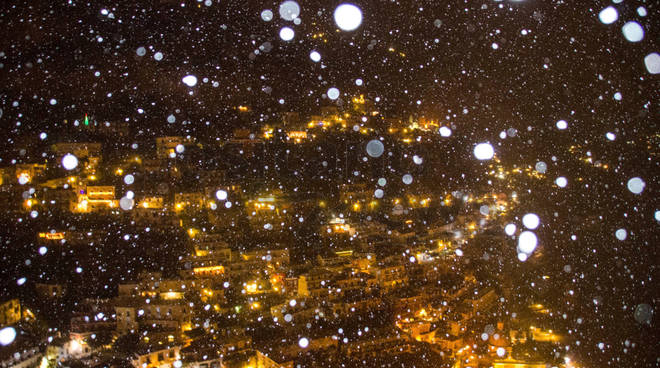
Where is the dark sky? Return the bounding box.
[0,0,656,139]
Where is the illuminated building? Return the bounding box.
[286,130,308,143]
[131,345,181,368]
[115,297,192,333]
[491,359,548,368]
[15,164,47,184]
[222,349,291,368]
[0,299,21,327]
[155,136,194,158]
[173,192,206,212]
[73,186,117,213]
[38,232,65,241]
[51,142,102,159]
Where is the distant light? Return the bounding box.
[334,4,362,31]
[124,174,134,185]
[413,155,423,165]
[644,53,660,74]
[634,303,653,325]
[120,197,134,211]
[606,132,616,141]
[173,361,183,368]
[439,126,452,137]
[622,21,644,42]
[154,52,163,61]
[49,98,57,105]
[366,140,384,158]
[556,120,568,130]
[518,231,538,254]
[216,190,228,201]
[175,144,185,153]
[402,174,413,185]
[298,337,309,348]
[309,51,321,62]
[627,177,645,194]
[355,78,363,86]
[496,347,506,357]
[182,75,198,87]
[555,176,568,188]
[17,277,26,286]
[615,229,627,241]
[39,246,47,255]
[327,87,340,100]
[0,327,17,346]
[279,27,295,41]
[535,162,547,173]
[374,189,384,199]
[598,6,618,25]
[62,154,79,170]
[637,7,647,17]
[261,9,274,22]
[505,223,517,236]
[613,92,622,101]
[279,1,300,21]
[522,213,540,230]
[473,143,494,160]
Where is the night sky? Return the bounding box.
[0,0,658,367]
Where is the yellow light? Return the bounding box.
[194,249,209,257]
[25,199,33,208]
[115,168,123,175]
[192,265,224,275]
[245,282,258,294]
